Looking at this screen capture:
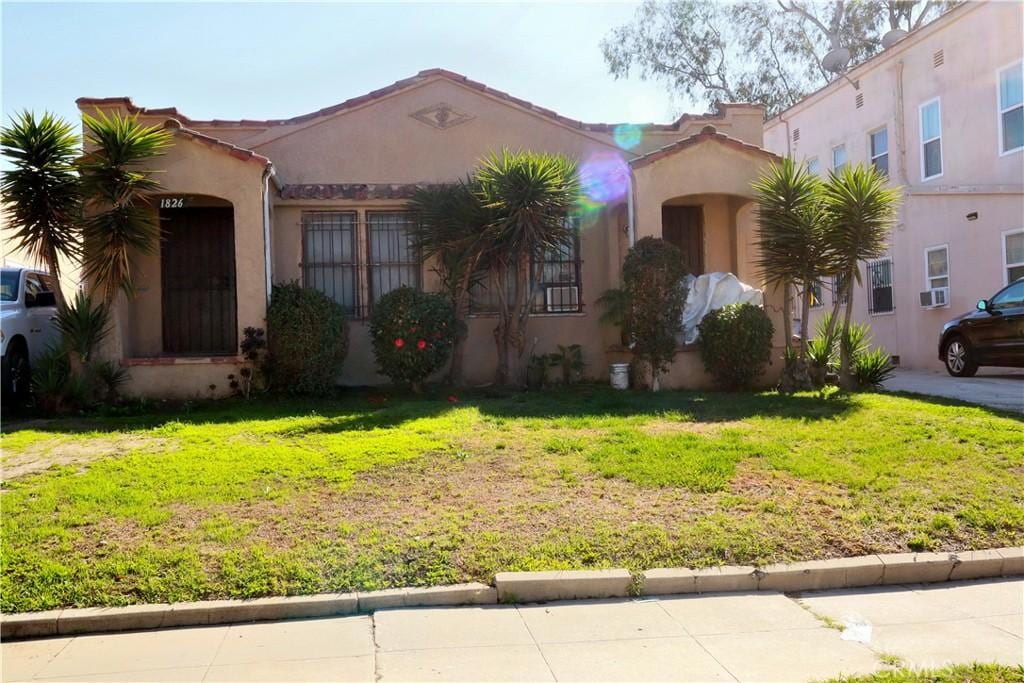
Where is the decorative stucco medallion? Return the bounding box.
[410,102,473,130]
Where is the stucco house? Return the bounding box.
[77,69,785,398]
[764,0,1024,372]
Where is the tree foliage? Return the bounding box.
[266,281,349,396]
[369,286,458,391]
[603,0,953,117]
[698,303,775,390]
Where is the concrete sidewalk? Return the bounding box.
[3,578,1021,682]
[884,368,1024,413]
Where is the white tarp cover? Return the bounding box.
[679,272,764,345]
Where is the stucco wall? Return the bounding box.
[763,1,1024,370]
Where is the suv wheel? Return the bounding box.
[943,336,978,377]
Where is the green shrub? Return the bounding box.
[266,282,349,396]
[621,237,688,388]
[854,347,895,389]
[698,303,775,390]
[369,286,457,391]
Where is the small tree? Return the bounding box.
[698,303,774,390]
[475,149,581,386]
[369,287,457,392]
[622,237,688,390]
[0,112,82,310]
[821,164,900,390]
[266,282,349,396]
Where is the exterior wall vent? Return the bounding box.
[792,128,800,142]
[933,49,944,68]
[855,93,864,109]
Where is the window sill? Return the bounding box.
[467,311,587,319]
[121,356,241,367]
[869,310,896,317]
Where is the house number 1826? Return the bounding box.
[159,197,186,209]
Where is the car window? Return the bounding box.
[23,274,43,305]
[39,274,56,293]
[990,281,1024,310]
[0,271,18,302]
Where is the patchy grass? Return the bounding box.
[1,387,1021,612]
[823,663,1024,682]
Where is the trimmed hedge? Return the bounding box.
[370,286,457,390]
[266,282,349,395]
[698,303,774,390]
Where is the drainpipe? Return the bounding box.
[626,169,636,247]
[777,112,793,158]
[261,165,276,305]
[894,61,910,187]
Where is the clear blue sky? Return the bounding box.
[2,2,690,131]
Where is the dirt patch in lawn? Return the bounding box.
[641,419,751,436]
[1,435,174,481]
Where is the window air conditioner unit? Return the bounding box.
[919,287,949,308]
[545,286,580,313]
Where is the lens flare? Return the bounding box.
[579,151,630,207]
[613,123,643,150]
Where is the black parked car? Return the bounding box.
[939,278,1024,377]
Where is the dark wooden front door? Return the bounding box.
[161,207,237,355]
[662,206,704,275]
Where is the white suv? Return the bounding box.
[1,267,60,404]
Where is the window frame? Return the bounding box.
[919,97,944,182]
[869,127,889,177]
[831,272,849,306]
[924,243,950,295]
[867,257,895,316]
[365,210,421,309]
[806,157,820,176]
[300,210,360,317]
[1003,228,1024,285]
[997,60,1024,157]
[831,144,847,171]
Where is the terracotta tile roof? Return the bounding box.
[77,69,763,132]
[279,183,427,200]
[162,119,272,168]
[629,125,782,169]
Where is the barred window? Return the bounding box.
[469,268,515,315]
[302,211,358,315]
[806,280,824,308]
[832,272,849,306]
[368,211,419,305]
[868,258,894,314]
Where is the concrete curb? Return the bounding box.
[3,548,1020,640]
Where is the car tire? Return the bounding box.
[1,342,31,408]
[943,335,978,377]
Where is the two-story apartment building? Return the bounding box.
[764,0,1024,372]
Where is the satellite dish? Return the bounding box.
[882,28,908,48]
[822,47,852,73]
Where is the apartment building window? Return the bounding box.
[800,279,823,308]
[870,128,889,176]
[1005,230,1024,284]
[998,61,1023,154]
[867,258,894,314]
[302,211,358,315]
[925,245,949,290]
[367,212,420,305]
[807,157,820,176]
[832,145,847,171]
[832,272,849,305]
[919,98,943,180]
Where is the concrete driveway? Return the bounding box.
[884,368,1024,413]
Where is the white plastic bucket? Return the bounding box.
[609,363,630,390]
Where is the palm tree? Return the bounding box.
[821,163,900,390]
[78,110,171,304]
[0,112,82,309]
[752,158,829,372]
[475,148,581,386]
[407,179,492,385]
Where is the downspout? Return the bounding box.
[777,111,793,158]
[626,168,636,247]
[261,164,276,305]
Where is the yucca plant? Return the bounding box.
[854,347,895,390]
[54,290,109,374]
[821,164,900,390]
[474,149,581,386]
[79,110,172,304]
[0,112,82,309]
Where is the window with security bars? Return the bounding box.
[807,280,824,308]
[302,212,358,315]
[867,258,894,314]
[368,212,420,305]
[832,272,849,305]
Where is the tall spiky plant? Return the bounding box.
[752,158,829,378]
[407,180,492,385]
[475,149,581,386]
[821,163,900,390]
[78,110,172,304]
[0,112,82,309]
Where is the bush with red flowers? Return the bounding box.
[370,286,458,391]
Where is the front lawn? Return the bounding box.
[1,388,1021,612]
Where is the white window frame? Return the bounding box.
[831,144,847,171]
[806,156,820,176]
[867,257,895,316]
[919,97,943,182]
[924,243,950,297]
[1003,228,1024,285]
[997,60,1024,157]
[869,127,889,175]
